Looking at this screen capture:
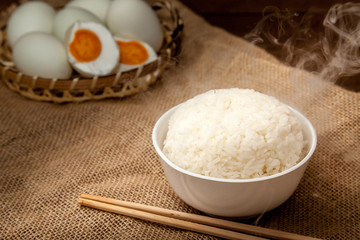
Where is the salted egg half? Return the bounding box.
[114,36,158,73]
[65,21,119,77]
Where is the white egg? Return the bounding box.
[114,36,158,73]
[53,7,102,42]
[65,0,112,23]
[12,32,72,79]
[6,1,55,48]
[107,0,164,52]
[65,21,119,77]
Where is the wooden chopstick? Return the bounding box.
[78,197,264,240]
[78,193,321,240]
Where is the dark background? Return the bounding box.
[181,0,350,37]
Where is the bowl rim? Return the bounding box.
[152,103,317,183]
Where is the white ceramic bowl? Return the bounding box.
[152,104,317,218]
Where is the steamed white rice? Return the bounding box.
[163,88,305,179]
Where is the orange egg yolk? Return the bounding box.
[116,40,149,65]
[69,29,102,62]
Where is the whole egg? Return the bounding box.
[53,7,102,42]
[12,32,72,79]
[6,1,55,48]
[65,0,112,23]
[107,0,164,52]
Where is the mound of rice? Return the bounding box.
[163,88,305,179]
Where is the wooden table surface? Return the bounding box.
[1,0,358,92]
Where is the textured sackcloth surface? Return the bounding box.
[1,0,359,239]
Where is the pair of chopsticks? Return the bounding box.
[78,193,321,240]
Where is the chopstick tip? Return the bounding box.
[78,197,84,205]
[80,193,87,198]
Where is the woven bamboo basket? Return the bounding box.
[0,0,183,103]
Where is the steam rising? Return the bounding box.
[243,3,360,226]
[245,2,360,85]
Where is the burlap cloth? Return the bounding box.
[1,1,359,239]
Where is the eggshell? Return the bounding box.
[53,7,102,42]
[65,0,112,23]
[6,1,55,48]
[12,32,72,79]
[107,0,164,52]
[65,21,119,77]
